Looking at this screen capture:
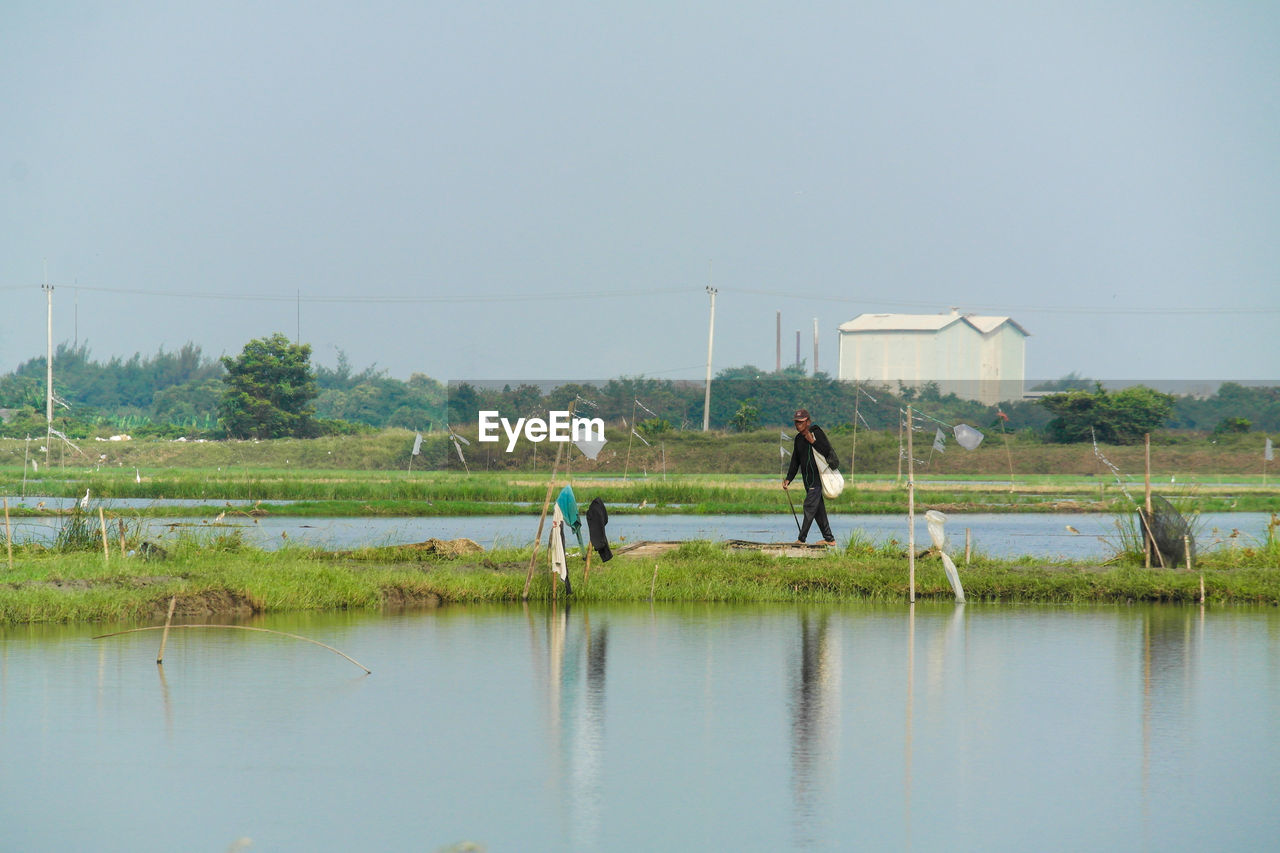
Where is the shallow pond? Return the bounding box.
[4,510,1272,561]
[2,602,1279,851]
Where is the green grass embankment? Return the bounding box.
[3,536,1278,624]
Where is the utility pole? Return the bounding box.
[702,285,717,431]
[813,317,819,375]
[42,281,54,469]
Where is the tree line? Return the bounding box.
[0,335,1275,442]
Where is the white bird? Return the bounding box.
[79,488,90,509]
[135,468,141,484]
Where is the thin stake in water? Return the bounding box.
[157,595,177,664]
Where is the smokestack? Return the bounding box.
[795,331,801,367]
[776,311,781,373]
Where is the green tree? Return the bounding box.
[730,398,761,432]
[1213,416,1252,435]
[152,377,223,428]
[219,333,319,438]
[1040,385,1175,444]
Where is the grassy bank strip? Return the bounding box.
[3,539,1278,624]
[3,468,1274,515]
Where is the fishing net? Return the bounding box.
[1138,494,1196,567]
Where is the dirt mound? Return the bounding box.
[380,586,443,609]
[399,537,485,557]
[147,589,262,619]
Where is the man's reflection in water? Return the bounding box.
[790,611,840,847]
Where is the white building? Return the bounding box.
[836,309,1028,405]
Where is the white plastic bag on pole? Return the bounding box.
[925,509,965,603]
[953,424,985,451]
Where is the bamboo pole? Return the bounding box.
[523,404,573,600]
[157,595,177,664]
[1002,423,1015,493]
[649,562,658,601]
[623,401,636,480]
[907,406,915,604]
[4,499,12,570]
[1144,433,1152,569]
[583,544,594,587]
[896,411,904,484]
[99,507,110,562]
[851,392,859,490]
[964,528,971,566]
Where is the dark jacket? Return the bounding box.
[585,497,612,561]
[786,425,839,490]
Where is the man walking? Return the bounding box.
[783,408,839,546]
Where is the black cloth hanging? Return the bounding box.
[585,498,612,562]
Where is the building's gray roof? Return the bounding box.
[838,311,1029,337]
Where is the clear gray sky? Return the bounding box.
[3,1,1277,385]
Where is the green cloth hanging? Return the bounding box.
[556,485,586,552]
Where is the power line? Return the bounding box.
[9,283,697,304]
[726,287,1280,316]
[8,280,1277,316]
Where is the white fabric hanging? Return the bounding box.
[550,504,568,581]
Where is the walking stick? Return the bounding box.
[785,487,802,535]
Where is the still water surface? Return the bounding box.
[4,511,1273,561]
[3,602,1278,851]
